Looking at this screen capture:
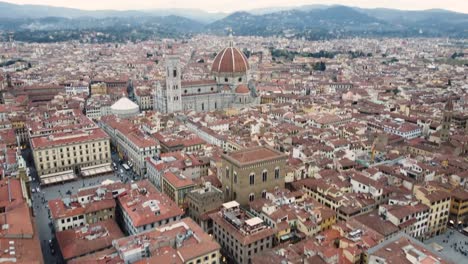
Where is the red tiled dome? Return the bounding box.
[235,84,250,94]
[211,47,249,74]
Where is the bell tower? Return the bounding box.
[165,55,182,113]
[440,99,453,142]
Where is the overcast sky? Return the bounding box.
[4,0,468,13]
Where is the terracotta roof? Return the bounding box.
[211,47,249,73]
[56,219,124,260]
[235,84,250,94]
[223,146,287,166]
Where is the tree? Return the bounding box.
[313,61,326,71]
[242,48,251,58]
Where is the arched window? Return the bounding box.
[225,167,230,179]
[275,168,280,179]
[249,173,255,185]
[249,193,255,202]
[226,186,230,198]
[262,170,268,182]
[225,78,228,82]
[238,77,242,82]
[262,190,267,198]
[234,172,237,184]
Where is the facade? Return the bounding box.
[112,217,221,264]
[210,201,276,264]
[186,182,224,233]
[85,95,113,120]
[48,183,121,231]
[134,86,153,110]
[378,203,429,239]
[161,169,196,208]
[450,187,468,227]
[100,116,159,176]
[440,100,453,142]
[154,44,256,114]
[220,146,288,206]
[414,185,451,237]
[31,127,111,185]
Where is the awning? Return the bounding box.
[41,170,76,185]
[81,163,113,177]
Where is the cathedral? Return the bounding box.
[154,42,256,113]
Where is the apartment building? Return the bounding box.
[31,127,111,185]
[55,219,124,262]
[100,116,159,176]
[117,180,184,235]
[112,217,220,264]
[378,203,430,239]
[161,169,196,208]
[210,201,276,264]
[414,184,451,237]
[48,183,122,231]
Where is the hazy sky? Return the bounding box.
[4,0,468,13]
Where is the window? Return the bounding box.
[225,167,230,179]
[249,173,255,185]
[234,172,237,183]
[249,193,255,202]
[262,190,267,198]
[173,69,177,77]
[225,78,228,82]
[262,170,267,182]
[275,168,280,179]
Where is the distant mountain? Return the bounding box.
[206,6,386,39]
[0,1,467,42]
[0,1,226,23]
[248,4,328,15]
[206,5,468,39]
[146,9,227,24]
[0,1,148,19]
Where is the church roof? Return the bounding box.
[111,97,139,111]
[211,47,249,74]
[235,84,250,94]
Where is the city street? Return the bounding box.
[24,151,139,263]
[424,228,468,263]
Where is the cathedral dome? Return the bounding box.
[235,84,250,94]
[211,47,249,74]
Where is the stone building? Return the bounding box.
[30,127,112,185]
[440,100,453,142]
[154,41,256,113]
[186,182,224,233]
[219,146,288,206]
